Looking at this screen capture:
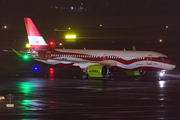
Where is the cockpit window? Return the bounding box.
[163,57,168,60]
[158,57,168,60]
[158,57,163,60]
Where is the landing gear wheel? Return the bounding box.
[107,72,113,78]
[82,74,89,79]
[138,70,145,75]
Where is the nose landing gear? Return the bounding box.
[159,71,165,77]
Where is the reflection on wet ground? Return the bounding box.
[1,74,180,119]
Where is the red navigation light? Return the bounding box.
[49,41,55,46]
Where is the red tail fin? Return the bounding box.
[24,18,51,50]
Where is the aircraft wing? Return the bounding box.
[3,50,15,52]
[31,57,111,65]
[32,57,86,63]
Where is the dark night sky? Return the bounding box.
[0,0,180,17]
[1,0,180,51]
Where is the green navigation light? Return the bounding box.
[23,55,29,59]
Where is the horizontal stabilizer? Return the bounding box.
[12,49,23,57]
[3,50,14,52]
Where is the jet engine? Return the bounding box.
[87,65,109,77]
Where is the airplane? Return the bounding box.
[7,18,176,79]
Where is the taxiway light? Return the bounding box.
[34,66,38,71]
[65,35,76,39]
[26,43,30,48]
[4,26,7,29]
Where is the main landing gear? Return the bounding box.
[82,73,89,79]
[107,72,113,78]
[81,72,114,79]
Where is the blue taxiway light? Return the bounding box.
[34,66,39,71]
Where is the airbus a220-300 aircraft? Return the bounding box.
[11,18,176,79]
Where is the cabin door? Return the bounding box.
[46,51,51,58]
[146,55,152,65]
[103,54,106,60]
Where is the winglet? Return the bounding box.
[133,46,136,51]
[12,49,23,57]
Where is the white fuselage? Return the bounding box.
[34,49,176,71]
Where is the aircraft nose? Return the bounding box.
[169,61,176,70]
[171,64,176,70]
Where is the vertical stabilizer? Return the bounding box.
[24,18,50,50]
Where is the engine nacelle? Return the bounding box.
[87,65,109,77]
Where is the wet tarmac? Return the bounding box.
[1,69,180,119]
[1,19,180,119]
